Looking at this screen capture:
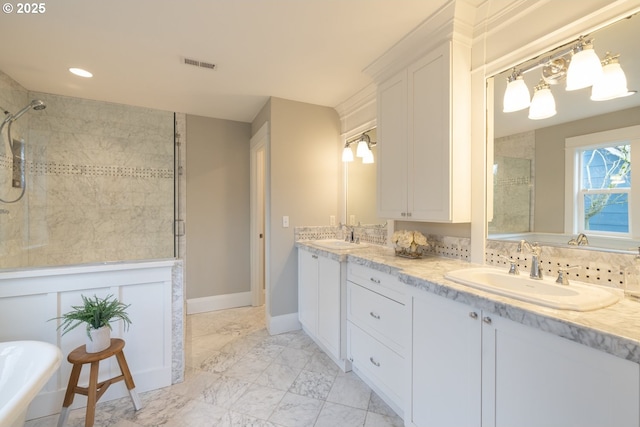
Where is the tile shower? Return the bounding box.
[0,70,175,269]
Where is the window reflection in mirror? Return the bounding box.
[488,13,640,252]
[346,128,383,225]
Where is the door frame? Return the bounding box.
[250,122,269,309]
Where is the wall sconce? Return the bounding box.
[342,133,376,163]
[502,35,635,121]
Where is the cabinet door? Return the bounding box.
[377,70,408,219]
[298,250,318,334]
[408,44,450,221]
[317,256,341,357]
[412,292,481,427]
[483,314,640,427]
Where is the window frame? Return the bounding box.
[565,125,640,239]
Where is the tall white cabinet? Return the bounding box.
[410,290,640,427]
[377,40,471,222]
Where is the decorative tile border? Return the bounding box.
[1,155,173,179]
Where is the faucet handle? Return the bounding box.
[499,255,520,275]
[556,265,580,285]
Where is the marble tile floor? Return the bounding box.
[26,305,404,427]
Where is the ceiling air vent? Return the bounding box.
[183,57,217,71]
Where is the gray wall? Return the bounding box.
[254,97,341,318]
[186,115,251,300]
[535,106,640,233]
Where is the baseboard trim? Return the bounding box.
[186,291,252,314]
[267,312,301,335]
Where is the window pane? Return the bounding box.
[581,145,631,189]
[583,193,629,232]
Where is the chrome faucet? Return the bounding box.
[568,233,589,246]
[518,240,543,279]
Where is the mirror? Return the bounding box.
[489,13,640,252]
[346,128,384,225]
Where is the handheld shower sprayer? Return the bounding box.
[0,99,47,203]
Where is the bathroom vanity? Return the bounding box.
[297,241,640,427]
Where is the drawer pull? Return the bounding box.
[469,312,478,320]
[369,357,381,367]
[369,311,381,320]
[483,316,492,325]
[370,277,381,284]
[312,255,318,259]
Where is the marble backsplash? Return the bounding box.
[0,70,175,269]
[486,239,639,291]
[295,224,473,262]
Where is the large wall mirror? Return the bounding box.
[345,127,384,225]
[488,12,640,252]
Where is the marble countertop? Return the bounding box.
[296,240,640,364]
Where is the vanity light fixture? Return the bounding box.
[502,34,634,120]
[342,133,376,163]
[528,80,557,120]
[566,38,603,91]
[591,53,635,101]
[69,68,93,78]
[503,69,531,112]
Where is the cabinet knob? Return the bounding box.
[369,357,381,367]
[369,311,381,320]
[483,316,492,324]
[370,277,381,284]
[407,212,412,217]
[469,312,478,320]
[401,212,406,217]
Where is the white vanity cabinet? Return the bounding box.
[377,40,470,222]
[410,290,640,427]
[346,263,409,415]
[298,248,345,367]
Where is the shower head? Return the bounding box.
[11,99,46,121]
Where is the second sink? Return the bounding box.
[312,239,368,250]
[445,267,619,311]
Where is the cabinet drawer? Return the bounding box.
[347,263,405,303]
[348,322,404,407]
[347,282,407,354]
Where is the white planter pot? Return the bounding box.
[86,326,111,353]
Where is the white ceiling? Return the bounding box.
[0,0,449,123]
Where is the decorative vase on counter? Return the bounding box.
[86,326,111,353]
[392,230,429,259]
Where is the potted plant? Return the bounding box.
[53,294,132,353]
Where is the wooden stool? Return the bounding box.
[57,338,142,427]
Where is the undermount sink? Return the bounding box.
[312,239,368,250]
[445,267,620,311]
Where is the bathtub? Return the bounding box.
[0,341,62,427]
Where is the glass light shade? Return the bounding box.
[566,45,603,91]
[528,83,556,120]
[362,148,374,164]
[591,61,630,101]
[356,139,369,157]
[503,75,531,112]
[342,146,354,162]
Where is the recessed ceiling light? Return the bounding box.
[69,68,93,78]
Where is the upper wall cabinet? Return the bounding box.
[377,40,471,222]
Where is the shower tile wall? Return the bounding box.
[490,130,535,233]
[0,70,175,269]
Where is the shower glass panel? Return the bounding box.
[0,73,175,269]
[489,156,532,233]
